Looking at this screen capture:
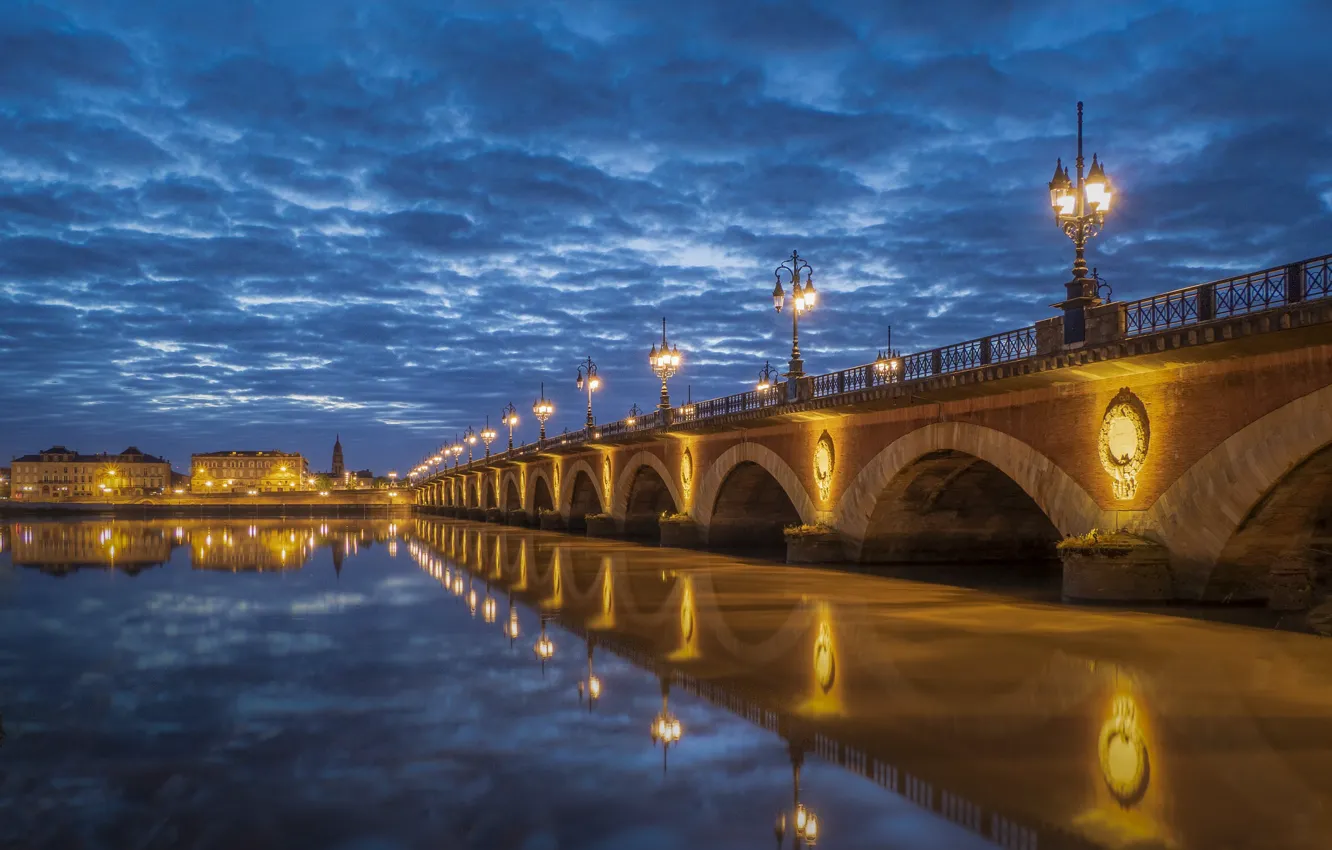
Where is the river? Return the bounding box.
[1,517,1328,849]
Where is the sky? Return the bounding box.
[1,0,1329,474]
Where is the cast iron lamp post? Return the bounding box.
[756,360,778,392]
[873,325,901,380]
[532,383,554,440]
[772,250,816,379]
[480,417,497,458]
[464,426,477,463]
[501,402,519,450]
[625,402,643,427]
[1049,101,1114,344]
[575,357,600,428]
[648,317,682,410]
[450,435,463,469]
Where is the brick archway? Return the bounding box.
[610,451,682,521]
[499,470,522,511]
[834,422,1103,555]
[1140,382,1332,595]
[525,467,554,514]
[559,458,605,517]
[693,442,819,528]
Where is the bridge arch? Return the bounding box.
[560,458,605,532]
[611,451,682,539]
[526,467,555,514]
[694,442,819,550]
[500,470,522,512]
[1142,383,1332,601]
[835,422,1103,561]
[483,476,497,510]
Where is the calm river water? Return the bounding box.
[1,518,1329,849]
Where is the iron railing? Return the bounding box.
[411,251,1331,486]
[1125,253,1331,336]
[812,325,1036,399]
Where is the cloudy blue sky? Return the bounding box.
[1,0,1328,474]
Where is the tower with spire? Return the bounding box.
[331,434,344,477]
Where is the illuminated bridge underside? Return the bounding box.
[417,277,1332,605]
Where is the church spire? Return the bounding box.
[331,434,345,476]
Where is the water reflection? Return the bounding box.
[408,518,1332,850]
[5,519,399,575]
[5,517,1332,849]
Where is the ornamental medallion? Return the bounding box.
[1098,388,1149,501]
[813,431,836,502]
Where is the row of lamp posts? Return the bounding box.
[410,102,1113,482]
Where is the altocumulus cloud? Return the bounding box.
[0,0,1328,471]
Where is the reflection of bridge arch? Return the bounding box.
[835,422,1102,557]
[1143,383,1332,598]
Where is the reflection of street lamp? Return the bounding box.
[575,357,600,428]
[480,417,497,458]
[576,639,602,711]
[649,674,682,773]
[532,383,555,440]
[772,250,816,379]
[774,743,820,847]
[501,402,519,451]
[506,597,521,646]
[534,615,555,674]
[1049,101,1114,344]
[648,317,682,410]
[873,325,900,380]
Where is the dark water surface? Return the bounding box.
[1,518,1329,850]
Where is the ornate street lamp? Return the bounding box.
[680,385,694,419]
[532,383,555,440]
[480,417,497,458]
[450,435,464,468]
[649,674,683,773]
[575,357,600,428]
[757,360,778,392]
[500,402,519,451]
[648,317,682,410]
[625,402,643,427]
[772,250,817,379]
[464,426,477,463]
[1049,101,1114,344]
[873,325,901,381]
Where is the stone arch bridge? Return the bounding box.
[416,254,1332,605]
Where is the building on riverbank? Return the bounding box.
[10,446,171,501]
[190,450,309,494]
[0,466,9,499]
